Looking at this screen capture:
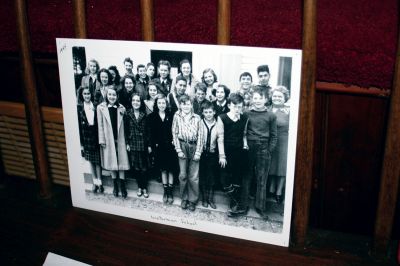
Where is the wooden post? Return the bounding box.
[373,20,400,255]
[140,0,154,41]
[217,0,231,45]
[73,0,87,38]
[15,0,52,198]
[292,0,317,246]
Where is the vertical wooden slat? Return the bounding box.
[15,0,52,198]
[140,0,154,41]
[373,20,400,255]
[292,0,317,246]
[217,0,231,45]
[73,0,87,38]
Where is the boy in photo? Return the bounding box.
[193,83,207,115]
[219,93,249,216]
[123,57,134,78]
[234,87,277,218]
[199,100,226,209]
[172,95,204,211]
[257,65,272,103]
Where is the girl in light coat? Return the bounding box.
[97,87,130,198]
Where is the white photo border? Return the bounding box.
[56,38,302,247]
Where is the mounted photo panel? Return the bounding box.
[56,38,302,247]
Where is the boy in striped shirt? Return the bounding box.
[172,95,204,211]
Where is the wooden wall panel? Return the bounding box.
[311,92,388,235]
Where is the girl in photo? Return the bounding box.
[148,94,178,204]
[201,68,218,102]
[125,93,152,198]
[213,84,230,116]
[144,81,160,115]
[81,59,100,97]
[173,59,199,98]
[168,75,188,115]
[118,75,136,110]
[108,65,121,91]
[94,68,113,106]
[146,62,156,81]
[77,86,103,193]
[97,87,130,198]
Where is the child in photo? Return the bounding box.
[168,75,188,115]
[172,59,199,98]
[80,59,100,97]
[172,95,204,211]
[238,72,253,111]
[237,87,277,218]
[135,64,149,100]
[125,93,152,198]
[256,65,272,104]
[108,65,121,91]
[213,84,230,116]
[94,68,113,106]
[146,62,155,81]
[122,57,134,78]
[118,75,136,110]
[144,81,160,114]
[219,93,248,215]
[153,60,172,97]
[77,86,103,193]
[199,100,226,209]
[201,68,218,102]
[97,87,130,198]
[148,94,179,204]
[193,82,207,115]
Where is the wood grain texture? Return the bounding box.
[2,177,394,265]
[292,0,317,247]
[14,0,52,198]
[73,0,87,38]
[140,0,154,41]
[373,17,400,255]
[217,0,231,45]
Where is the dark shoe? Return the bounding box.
[167,186,174,205]
[228,206,248,217]
[92,184,99,193]
[255,208,269,220]
[120,179,127,199]
[181,200,188,210]
[98,185,104,193]
[202,201,208,208]
[223,184,234,194]
[276,195,283,204]
[188,202,196,212]
[163,186,168,203]
[208,200,217,209]
[113,179,119,197]
[142,189,149,198]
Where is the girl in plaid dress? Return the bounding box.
[124,93,152,198]
[77,87,103,193]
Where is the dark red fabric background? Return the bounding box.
[0,0,398,89]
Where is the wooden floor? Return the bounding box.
[0,175,398,266]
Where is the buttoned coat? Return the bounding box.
[124,110,150,152]
[97,102,130,170]
[77,104,99,152]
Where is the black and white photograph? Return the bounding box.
[56,39,302,247]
